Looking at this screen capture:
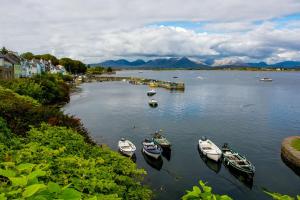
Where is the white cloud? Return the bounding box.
[0,0,300,63]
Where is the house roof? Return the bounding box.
[0,53,20,64]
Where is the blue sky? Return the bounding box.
[1,0,300,64]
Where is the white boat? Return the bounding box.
[198,137,222,162]
[118,138,136,157]
[147,89,156,96]
[260,77,272,82]
[148,99,158,107]
[142,139,162,159]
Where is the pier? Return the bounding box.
[80,75,185,90]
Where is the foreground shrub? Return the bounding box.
[182,181,232,200]
[0,162,82,199]
[0,73,70,105]
[1,124,152,199]
[0,86,92,143]
[264,190,300,200]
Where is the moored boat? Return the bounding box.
[118,138,136,157]
[152,131,171,148]
[147,89,156,96]
[142,139,162,159]
[222,143,255,177]
[260,77,272,82]
[149,99,158,107]
[198,136,222,162]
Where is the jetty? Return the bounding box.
[80,75,185,90]
[281,136,300,175]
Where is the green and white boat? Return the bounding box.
[222,143,255,177]
[152,131,171,148]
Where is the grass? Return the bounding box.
[291,138,300,151]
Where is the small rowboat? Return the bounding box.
[222,143,255,177]
[142,139,162,159]
[152,131,171,148]
[198,136,222,162]
[149,99,158,107]
[260,77,272,82]
[118,138,136,157]
[147,89,156,96]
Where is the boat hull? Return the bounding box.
[147,92,156,96]
[206,152,222,162]
[142,148,161,159]
[223,157,255,177]
[198,139,222,162]
[119,149,135,157]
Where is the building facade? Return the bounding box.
[0,52,20,79]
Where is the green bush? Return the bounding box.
[0,124,152,199]
[0,117,12,145]
[0,74,70,105]
[0,162,83,199]
[182,181,232,200]
[264,190,300,200]
[0,86,91,143]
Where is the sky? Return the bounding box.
[1,0,300,65]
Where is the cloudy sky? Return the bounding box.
[1,0,300,64]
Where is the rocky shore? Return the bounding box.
[281,136,300,175]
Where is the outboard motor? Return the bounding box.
[201,136,207,141]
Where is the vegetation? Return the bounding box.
[0,46,9,55]
[0,74,70,105]
[0,124,152,199]
[182,181,232,200]
[264,190,300,200]
[59,58,87,74]
[291,138,300,151]
[86,66,114,75]
[0,75,152,199]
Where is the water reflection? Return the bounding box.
[162,148,172,161]
[198,148,221,173]
[281,154,300,176]
[142,151,163,170]
[224,165,254,189]
[118,151,137,163]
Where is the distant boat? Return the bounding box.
[222,143,255,178]
[152,131,171,148]
[149,99,158,107]
[198,136,222,162]
[197,76,204,80]
[260,77,272,82]
[139,71,143,73]
[142,139,162,159]
[173,76,178,79]
[147,89,156,96]
[118,138,136,157]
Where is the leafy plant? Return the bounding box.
[0,162,82,199]
[182,180,232,200]
[264,190,300,200]
[0,124,152,199]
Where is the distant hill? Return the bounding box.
[90,58,300,69]
[91,57,207,69]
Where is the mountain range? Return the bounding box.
[91,57,300,69]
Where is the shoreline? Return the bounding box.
[281,136,300,175]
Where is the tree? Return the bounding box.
[107,67,113,72]
[0,47,8,55]
[35,54,59,66]
[59,58,87,74]
[20,52,35,60]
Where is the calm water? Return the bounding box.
[63,70,300,200]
